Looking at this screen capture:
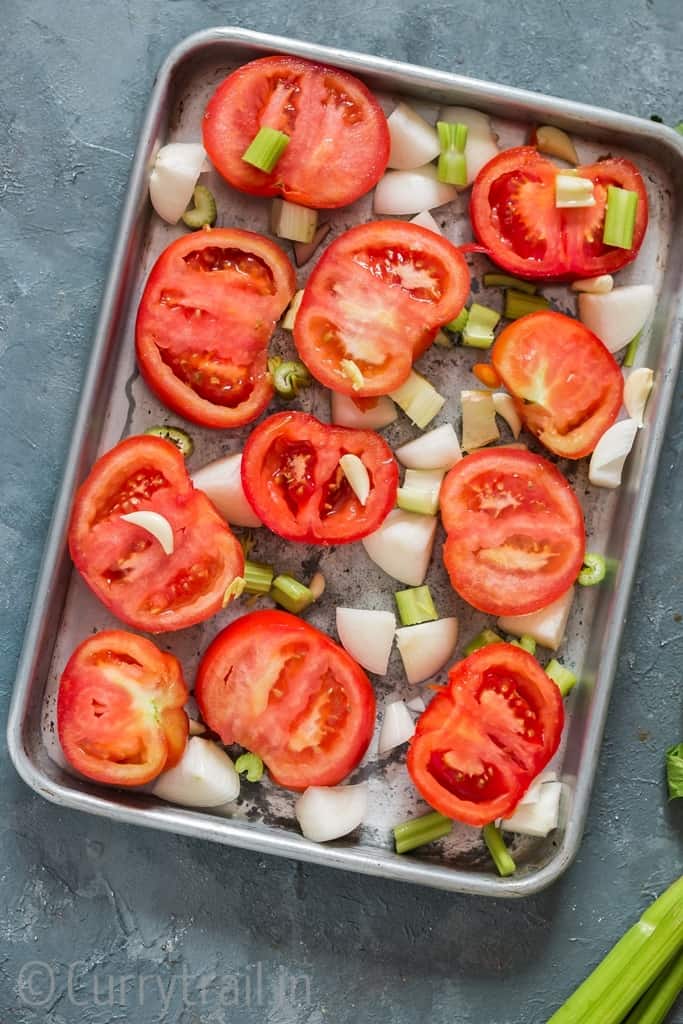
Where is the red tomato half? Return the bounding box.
[294,222,470,396]
[407,644,564,825]
[203,56,389,209]
[69,436,244,632]
[58,630,189,786]
[441,448,585,617]
[241,411,398,544]
[492,311,624,458]
[195,610,375,789]
[136,228,295,429]
[470,147,648,280]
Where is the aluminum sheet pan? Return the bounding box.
[8,27,683,896]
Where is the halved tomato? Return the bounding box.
[57,630,189,786]
[68,435,244,632]
[135,228,295,429]
[407,643,564,825]
[441,448,585,617]
[195,610,375,789]
[203,55,389,208]
[492,311,623,458]
[470,146,648,280]
[241,411,398,544]
[294,221,470,396]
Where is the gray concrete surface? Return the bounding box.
[1,1,681,1021]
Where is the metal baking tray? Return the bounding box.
[8,27,683,896]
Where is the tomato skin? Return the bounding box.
[135,228,295,429]
[203,56,389,209]
[407,643,564,825]
[294,221,470,397]
[492,311,624,459]
[470,146,648,280]
[440,448,585,617]
[57,630,189,787]
[241,411,398,544]
[68,436,244,633]
[195,610,375,790]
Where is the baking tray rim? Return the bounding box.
[7,25,683,898]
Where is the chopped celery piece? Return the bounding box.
[396,468,443,516]
[676,122,683,135]
[547,876,683,1024]
[602,185,639,249]
[665,743,683,800]
[144,425,194,458]
[555,174,595,208]
[395,585,438,626]
[623,949,683,1024]
[578,553,607,586]
[182,185,217,229]
[462,303,500,349]
[244,559,274,595]
[281,289,304,330]
[433,329,454,348]
[482,823,516,877]
[446,307,469,333]
[394,810,452,854]
[483,272,537,295]
[270,574,314,614]
[436,121,468,186]
[235,752,264,782]
[504,290,550,320]
[509,634,537,654]
[623,330,642,368]
[268,357,312,398]
[390,371,445,428]
[242,126,290,172]
[271,198,318,243]
[464,628,503,655]
[546,659,577,697]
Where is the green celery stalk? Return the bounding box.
[622,948,683,1024]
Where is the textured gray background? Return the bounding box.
[1,1,681,1021]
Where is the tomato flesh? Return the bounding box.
[135,228,295,429]
[294,221,470,396]
[203,56,390,208]
[195,610,376,789]
[407,644,564,825]
[470,147,648,280]
[69,435,245,632]
[492,310,624,458]
[441,448,585,617]
[57,630,189,786]
[241,411,398,544]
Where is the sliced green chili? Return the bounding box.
[267,357,312,399]
[578,553,607,586]
[235,752,265,783]
[144,425,194,458]
[182,185,217,229]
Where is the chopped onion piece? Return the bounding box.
[374,164,458,215]
[387,102,441,169]
[192,452,262,528]
[532,125,578,164]
[336,607,396,675]
[188,719,207,737]
[624,368,654,427]
[362,508,437,586]
[149,143,207,224]
[339,453,370,506]
[498,587,574,651]
[461,390,500,451]
[391,370,446,428]
[517,770,558,806]
[120,511,174,555]
[396,617,459,685]
[295,783,368,842]
[589,418,639,488]
[492,393,522,439]
[406,696,426,713]
[438,106,499,184]
[570,274,614,294]
[502,782,562,837]
[555,174,595,208]
[281,289,304,330]
[578,285,655,353]
[378,700,415,754]
[330,392,397,430]
[152,738,240,808]
[410,210,443,235]
[395,422,462,470]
